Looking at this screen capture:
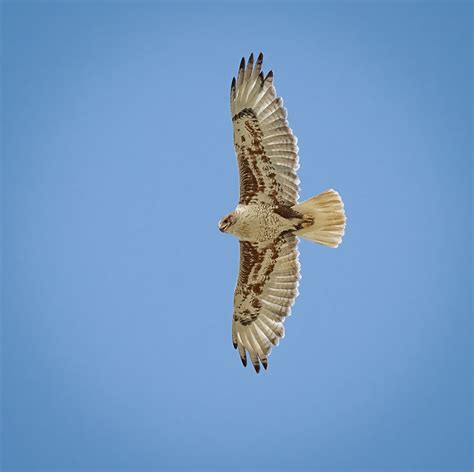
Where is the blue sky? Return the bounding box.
[1,1,472,471]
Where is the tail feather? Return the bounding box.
[293,189,346,248]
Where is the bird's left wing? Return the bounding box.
[231,53,300,206]
[232,233,300,372]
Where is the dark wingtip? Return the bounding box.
[257,52,263,63]
[233,341,238,349]
[262,359,268,370]
[248,52,254,63]
[265,70,273,81]
[240,355,247,367]
[253,363,260,374]
[239,57,245,71]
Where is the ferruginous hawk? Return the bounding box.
[219,53,346,373]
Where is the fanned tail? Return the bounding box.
[293,189,346,248]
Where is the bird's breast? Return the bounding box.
[233,204,292,242]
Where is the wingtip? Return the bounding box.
[239,57,245,71]
[265,70,273,81]
[240,355,247,367]
[233,341,238,349]
[248,52,254,64]
[253,362,260,374]
[257,52,263,63]
[231,77,236,89]
[262,359,268,370]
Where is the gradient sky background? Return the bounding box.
[1,2,472,471]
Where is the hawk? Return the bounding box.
[219,53,346,373]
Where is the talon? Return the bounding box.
[302,215,314,228]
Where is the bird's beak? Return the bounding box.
[218,220,228,232]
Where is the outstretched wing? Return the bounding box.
[232,233,300,372]
[231,53,300,206]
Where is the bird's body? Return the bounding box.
[228,203,301,242]
[219,53,346,372]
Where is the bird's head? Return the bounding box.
[218,213,236,234]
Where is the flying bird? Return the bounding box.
[219,53,346,373]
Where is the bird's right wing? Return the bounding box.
[232,233,300,372]
[230,53,300,207]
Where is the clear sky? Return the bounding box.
[1,1,472,471]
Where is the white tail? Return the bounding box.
[293,189,346,248]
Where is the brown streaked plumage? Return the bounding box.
[219,53,347,373]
